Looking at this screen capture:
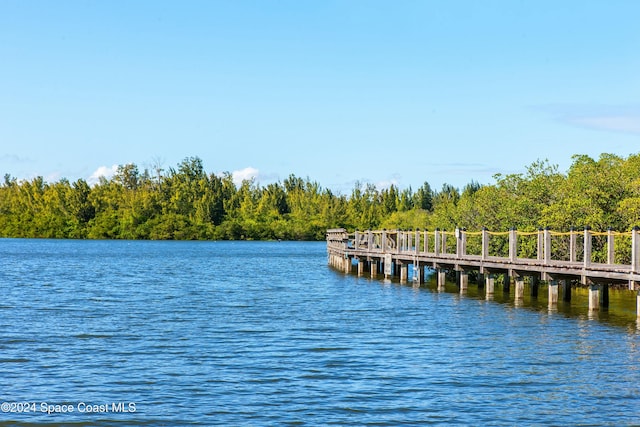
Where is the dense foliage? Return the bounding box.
[2,153,640,240]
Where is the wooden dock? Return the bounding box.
[326,227,640,316]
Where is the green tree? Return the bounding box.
[413,181,434,211]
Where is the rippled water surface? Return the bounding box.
[1,239,639,426]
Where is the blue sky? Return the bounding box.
[1,0,638,194]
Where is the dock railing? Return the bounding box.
[327,227,640,287]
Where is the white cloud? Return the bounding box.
[88,164,118,186]
[231,167,259,187]
[375,178,400,190]
[536,104,640,135]
[568,115,640,135]
[45,172,62,183]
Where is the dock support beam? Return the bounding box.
[548,280,558,306]
[357,259,365,276]
[370,260,378,278]
[503,273,510,293]
[344,256,351,274]
[531,276,539,297]
[413,263,423,284]
[588,284,609,310]
[459,271,468,293]
[601,284,609,308]
[485,274,495,296]
[589,284,600,311]
[437,268,446,291]
[400,263,408,283]
[562,280,572,302]
[515,278,525,300]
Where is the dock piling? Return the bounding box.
[327,227,640,317]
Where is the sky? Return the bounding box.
[0,0,638,194]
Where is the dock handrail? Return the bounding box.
[327,227,640,288]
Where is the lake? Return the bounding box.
[1,239,639,426]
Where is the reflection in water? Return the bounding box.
[414,272,639,330]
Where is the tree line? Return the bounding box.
[2,153,640,241]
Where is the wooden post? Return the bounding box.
[400,262,408,283]
[344,256,351,273]
[482,228,489,260]
[537,229,543,261]
[600,284,609,308]
[455,228,461,257]
[459,271,468,293]
[607,228,615,265]
[437,268,446,291]
[584,226,592,268]
[548,280,558,305]
[503,273,510,293]
[544,227,551,264]
[509,228,517,262]
[515,277,525,300]
[354,230,359,250]
[531,275,539,297]
[435,229,441,255]
[569,227,577,263]
[485,274,495,295]
[402,230,408,252]
[637,291,640,318]
[424,230,429,253]
[562,279,572,302]
[632,227,640,273]
[589,284,599,311]
[382,229,387,253]
[441,231,447,254]
[357,258,364,276]
[415,229,421,254]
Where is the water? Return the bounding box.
[1,239,639,426]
